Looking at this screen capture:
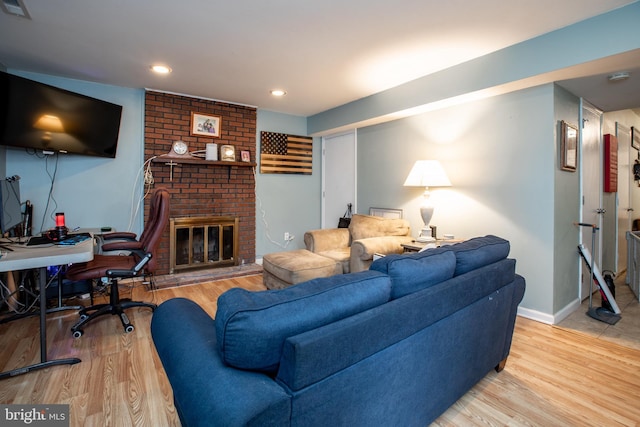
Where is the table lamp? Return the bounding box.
[403,160,451,242]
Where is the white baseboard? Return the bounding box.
[517,297,581,325]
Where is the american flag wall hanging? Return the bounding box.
[260,131,313,175]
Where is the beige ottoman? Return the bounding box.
[262,249,341,289]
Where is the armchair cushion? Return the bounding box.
[215,270,392,373]
[349,214,410,241]
[304,228,351,273]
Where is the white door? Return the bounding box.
[616,123,632,274]
[322,131,356,228]
[580,101,603,300]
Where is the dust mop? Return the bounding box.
[575,222,621,325]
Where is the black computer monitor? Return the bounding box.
[0,176,22,234]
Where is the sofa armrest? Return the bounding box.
[350,235,413,272]
[304,228,350,253]
[151,298,290,427]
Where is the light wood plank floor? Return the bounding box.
[1,275,639,426]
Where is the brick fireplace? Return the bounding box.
[144,90,256,276]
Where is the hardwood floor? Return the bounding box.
[1,274,639,426]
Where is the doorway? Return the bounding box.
[615,123,632,274]
[322,131,356,228]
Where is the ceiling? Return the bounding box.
[0,0,638,117]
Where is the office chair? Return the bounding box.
[96,189,165,253]
[66,187,170,337]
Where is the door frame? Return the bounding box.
[579,100,604,301]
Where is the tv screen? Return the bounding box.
[0,71,122,158]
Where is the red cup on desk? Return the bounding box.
[46,212,68,241]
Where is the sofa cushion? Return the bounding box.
[349,214,410,242]
[370,250,456,299]
[449,235,510,276]
[215,270,392,373]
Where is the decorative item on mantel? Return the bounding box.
[403,160,451,243]
[260,131,313,175]
[221,145,236,161]
[205,143,218,161]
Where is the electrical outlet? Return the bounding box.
[284,232,290,241]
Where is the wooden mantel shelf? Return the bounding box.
[151,156,256,168]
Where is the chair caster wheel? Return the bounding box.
[72,330,83,339]
[125,325,134,333]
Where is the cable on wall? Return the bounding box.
[39,153,60,233]
[254,166,293,249]
[126,155,157,233]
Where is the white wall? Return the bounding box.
[356,84,557,316]
[5,71,146,236]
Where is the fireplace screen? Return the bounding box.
[170,216,239,273]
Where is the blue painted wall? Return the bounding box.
[5,70,145,236]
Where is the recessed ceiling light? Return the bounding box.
[150,65,172,75]
[608,71,630,82]
[0,0,31,19]
[270,89,286,97]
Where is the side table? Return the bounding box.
[401,239,464,253]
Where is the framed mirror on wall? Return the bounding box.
[560,120,578,172]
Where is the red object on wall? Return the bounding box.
[604,134,618,193]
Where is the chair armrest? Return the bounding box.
[102,231,138,241]
[351,235,414,259]
[304,228,350,253]
[101,240,144,252]
[350,236,413,272]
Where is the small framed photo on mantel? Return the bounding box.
[191,112,221,138]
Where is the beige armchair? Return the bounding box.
[304,214,413,273]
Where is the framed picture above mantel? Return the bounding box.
[191,112,221,138]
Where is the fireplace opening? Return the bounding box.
[169,216,239,273]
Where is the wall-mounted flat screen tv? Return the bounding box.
[0,71,122,158]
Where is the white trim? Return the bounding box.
[144,88,257,109]
[517,297,581,325]
[516,307,555,325]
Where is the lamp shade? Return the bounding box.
[403,160,451,241]
[34,114,65,133]
[403,160,451,187]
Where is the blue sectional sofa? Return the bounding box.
[151,235,525,427]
